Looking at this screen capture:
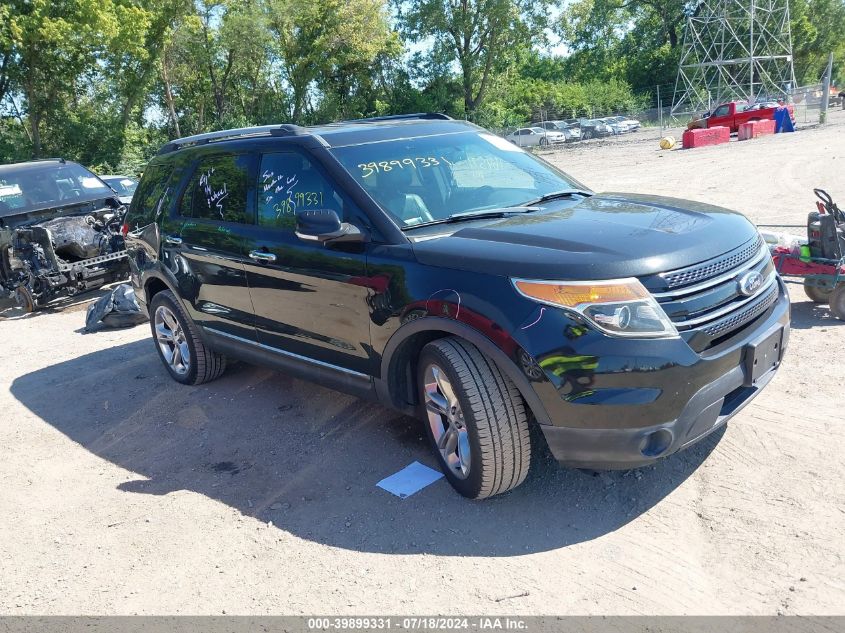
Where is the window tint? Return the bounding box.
[181,154,251,223]
[713,105,730,117]
[129,164,173,228]
[256,152,343,229]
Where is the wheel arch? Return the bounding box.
[377,317,552,425]
[141,272,196,332]
[144,275,170,306]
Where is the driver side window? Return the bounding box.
[257,152,344,230]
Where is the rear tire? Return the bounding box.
[418,337,531,499]
[829,284,845,320]
[149,290,226,385]
[804,280,833,303]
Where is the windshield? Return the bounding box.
[330,131,584,228]
[0,162,114,217]
[103,176,138,196]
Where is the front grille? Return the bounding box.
[649,238,779,349]
[700,283,779,338]
[661,236,764,288]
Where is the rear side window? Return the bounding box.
[128,164,173,229]
[180,154,252,224]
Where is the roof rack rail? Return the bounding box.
[337,112,453,124]
[3,157,67,166]
[157,124,306,155]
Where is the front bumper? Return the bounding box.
[515,280,791,469]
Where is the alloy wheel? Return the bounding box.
[154,305,191,375]
[424,363,471,479]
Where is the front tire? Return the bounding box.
[149,290,226,385]
[418,337,531,499]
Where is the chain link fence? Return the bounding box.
[475,83,843,157]
[789,83,844,124]
[476,104,684,155]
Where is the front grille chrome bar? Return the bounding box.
[672,272,778,329]
[652,246,768,300]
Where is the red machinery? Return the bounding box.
[765,189,845,319]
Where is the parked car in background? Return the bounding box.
[535,120,580,142]
[609,115,641,132]
[505,126,566,147]
[601,117,626,135]
[687,100,794,133]
[99,175,139,205]
[564,122,582,141]
[578,119,613,139]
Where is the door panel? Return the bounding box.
[243,151,373,374]
[161,152,257,341]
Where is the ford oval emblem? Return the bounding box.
[737,270,763,296]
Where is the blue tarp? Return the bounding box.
[774,106,795,133]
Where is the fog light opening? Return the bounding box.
[640,429,673,457]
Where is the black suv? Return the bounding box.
[124,114,789,499]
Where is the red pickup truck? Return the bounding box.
[689,100,795,133]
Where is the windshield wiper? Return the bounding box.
[401,206,536,230]
[520,189,593,207]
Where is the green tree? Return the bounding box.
[4,0,122,155]
[791,0,845,85]
[266,0,397,122]
[399,0,552,115]
[558,0,688,92]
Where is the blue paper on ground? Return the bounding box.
[377,461,444,498]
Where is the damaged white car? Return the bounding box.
[0,159,129,312]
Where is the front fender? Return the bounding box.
[377,316,553,425]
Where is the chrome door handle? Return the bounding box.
[249,250,277,263]
[164,235,183,245]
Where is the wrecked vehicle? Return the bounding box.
[0,159,129,312]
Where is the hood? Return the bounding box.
[409,192,760,280]
[0,197,121,229]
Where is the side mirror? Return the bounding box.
[294,208,366,245]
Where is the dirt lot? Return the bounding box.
[1,113,844,616]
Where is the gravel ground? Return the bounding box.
[1,112,844,615]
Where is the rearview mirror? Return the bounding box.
[294,208,366,244]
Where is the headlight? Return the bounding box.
[512,278,678,338]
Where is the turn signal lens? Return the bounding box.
[513,278,678,338]
[513,279,650,308]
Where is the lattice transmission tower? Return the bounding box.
[671,0,797,115]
